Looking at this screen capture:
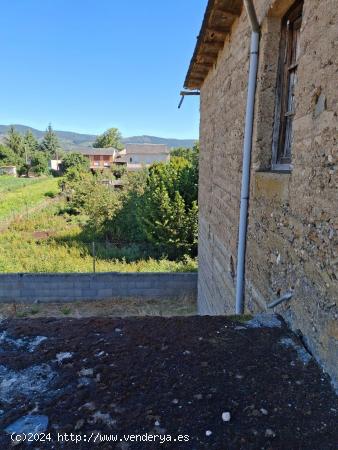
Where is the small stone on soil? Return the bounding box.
[89,411,116,428]
[265,428,276,438]
[82,402,96,411]
[79,368,94,376]
[222,412,231,422]
[205,430,212,436]
[56,352,73,363]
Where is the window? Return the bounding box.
[272,0,303,170]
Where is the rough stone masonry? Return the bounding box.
[186,0,337,383]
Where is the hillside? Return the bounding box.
[0,125,196,150]
[123,135,196,148]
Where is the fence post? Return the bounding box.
[92,241,96,273]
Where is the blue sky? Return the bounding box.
[0,0,206,139]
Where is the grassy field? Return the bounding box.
[0,176,59,222]
[0,175,43,193]
[0,202,197,273]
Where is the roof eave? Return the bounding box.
[184,0,243,90]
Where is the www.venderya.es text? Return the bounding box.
[11,432,190,445]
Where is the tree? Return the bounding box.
[106,169,148,242]
[93,127,124,150]
[5,126,25,157]
[111,163,127,179]
[23,130,39,158]
[61,152,89,173]
[171,142,199,163]
[60,145,199,258]
[0,144,22,166]
[30,152,48,175]
[40,124,61,159]
[138,154,199,259]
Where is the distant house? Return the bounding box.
[0,165,17,176]
[76,147,118,170]
[49,160,62,172]
[115,144,170,170]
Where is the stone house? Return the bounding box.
[184,0,337,381]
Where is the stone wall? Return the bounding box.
[0,272,197,304]
[198,0,337,381]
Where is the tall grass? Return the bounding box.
[0,175,42,193]
[0,203,197,273]
[0,177,59,222]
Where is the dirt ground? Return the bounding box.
[0,315,337,449]
[0,297,196,320]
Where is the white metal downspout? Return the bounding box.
[235,0,260,314]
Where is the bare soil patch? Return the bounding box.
[0,297,196,320]
[0,315,337,449]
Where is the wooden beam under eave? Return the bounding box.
[201,40,224,51]
[196,55,216,65]
[198,48,219,59]
[189,74,205,82]
[191,68,210,78]
[205,29,229,42]
[198,49,219,58]
[188,81,204,89]
[214,0,242,16]
[194,61,214,69]
[206,25,231,35]
[213,7,238,20]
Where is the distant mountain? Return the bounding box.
[0,125,197,150]
[123,135,196,149]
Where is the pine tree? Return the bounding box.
[40,124,61,159]
[6,126,25,157]
[23,130,39,162]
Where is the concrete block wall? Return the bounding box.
[0,272,197,304]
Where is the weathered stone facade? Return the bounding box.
[194,0,337,382]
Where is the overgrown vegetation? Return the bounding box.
[0,124,62,175]
[61,143,199,260]
[0,125,199,272]
[0,177,58,221]
[0,204,197,273]
[0,175,41,193]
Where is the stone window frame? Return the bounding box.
[271,0,304,171]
